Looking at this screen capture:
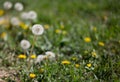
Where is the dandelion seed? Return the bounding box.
[14,2,24,11]
[18,54,26,59]
[10,17,20,26]
[29,73,36,78]
[84,37,91,42]
[98,42,104,46]
[35,55,46,63]
[20,12,29,20]
[61,60,71,65]
[20,40,31,50]
[45,51,55,61]
[32,24,44,35]
[3,1,12,10]
[87,63,91,68]
[28,11,37,20]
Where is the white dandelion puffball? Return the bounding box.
[32,24,44,35]
[28,11,37,20]
[14,2,24,11]
[21,12,29,20]
[45,51,55,61]
[35,55,46,63]
[10,17,20,26]
[3,1,12,10]
[20,40,31,50]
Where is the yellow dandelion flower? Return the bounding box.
[84,37,91,42]
[62,30,67,35]
[0,32,7,39]
[30,54,36,59]
[87,63,91,67]
[55,29,61,34]
[60,24,64,29]
[75,64,80,68]
[18,54,26,59]
[91,51,97,57]
[29,73,36,79]
[98,42,104,46]
[72,57,77,61]
[93,27,97,32]
[20,22,28,30]
[61,60,71,65]
[44,24,50,29]
[0,9,4,16]
[40,68,44,73]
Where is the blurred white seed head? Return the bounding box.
[45,51,55,61]
[20,12,29,20]
[10,17,20,26]
[20,40,31,50]
[3,1,12,10]
[32,24,44,35]
[28,11,37,20]
[14,2,24,11]
[35,55,46,63]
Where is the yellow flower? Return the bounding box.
[72,57,77,61]
[61,60,71,65]
[44,24,50,29]
[18,54,26,59]
[60,24,64,29]
[55,29,61,34]
[91,51,97,57]
[87,63,91,67]
[93,27,97,32]
[30,54,36,59]
[0,9,4,16]
[98,42,104,46]
[75,64,80,68]
[29,73,36,79]
[0,32,7,39]
[62,30,67,35]
[40,68,44,73]
[84,37,91,42]
[20,22,28,30]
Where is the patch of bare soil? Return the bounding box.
[0,68,20,82]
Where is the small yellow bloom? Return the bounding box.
[72,57,77,61]
[87,63,91,67]
[40,68,44,73]
[98,42,104,46]
[20,22,28,30]
[30,54,36,59]
[18,54,26,59]
[0,32,7,39]
[55,29,61,34]
[44,24,50,29]
[93,27,97,32]
[91,51,97,57]
[84,37,91,42]
[75,64,80,68]
[62,30,67,35]
[0,9,4,16]
[61,60,71,65]
[29,73,36,79]
[60,24,64,29]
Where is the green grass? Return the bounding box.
[0,0,120,82]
